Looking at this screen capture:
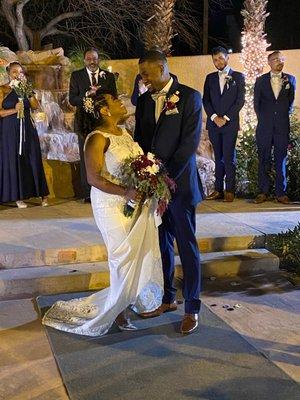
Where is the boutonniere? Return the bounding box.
[99,71,106,79]
[164,91,180,115]
[224,75,236,89]
[282,75,290,89]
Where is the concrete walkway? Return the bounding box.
[0,199,299,399]
[1,198,300,262]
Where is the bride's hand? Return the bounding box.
[124,188,139,202]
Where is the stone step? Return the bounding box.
[0,248,278,300]
[176,248,279,279]
[0,263,109,300]
[0,234,264,269]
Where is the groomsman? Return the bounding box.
[254,51,296,204]
[203,47,245,202]
[69,48,117,202]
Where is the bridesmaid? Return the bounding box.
[0,62,49,208]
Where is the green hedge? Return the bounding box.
[266,223,300,274]
[236,114,300,200]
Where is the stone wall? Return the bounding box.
[107,49,300,112]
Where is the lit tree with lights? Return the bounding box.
[240,0,270,130]
[236,0,270,197]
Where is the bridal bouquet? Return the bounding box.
[117,152,176,217]
[10,76,34,119]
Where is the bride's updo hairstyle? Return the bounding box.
[6,61,23,73]
[82,89,115,134]
[92,91,110,124]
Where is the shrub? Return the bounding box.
[266,222,300,274]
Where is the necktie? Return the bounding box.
[151,91,166,101]
[151,91,167,122]
[91,72,97,86]
[271,74,282,99]
[218,70,227,94]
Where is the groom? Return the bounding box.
[134,50,203,334]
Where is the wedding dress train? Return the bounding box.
[42,129,163,336]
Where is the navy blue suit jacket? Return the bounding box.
[254,72,296,136]
[134,79,203,206]
[203,69,245,132]
[69,68,117,137]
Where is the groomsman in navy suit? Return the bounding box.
[203,47,245,202]
[254,51,296,204]
[134,50,203,334]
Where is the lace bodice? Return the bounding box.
[84,128,143,184]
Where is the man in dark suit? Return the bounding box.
[203,46,245,202]
[69,48,117,201]
[254,51,296,204]
[134,50,203,335]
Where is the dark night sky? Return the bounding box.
[206,0,300,54]
[1,0,300,57]
[134,0,300,58]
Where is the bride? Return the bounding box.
[42,90,163,336]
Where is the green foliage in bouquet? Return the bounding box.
[117,153,175,218]
[266,222,300,274]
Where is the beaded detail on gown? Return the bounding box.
[42,128,163,336]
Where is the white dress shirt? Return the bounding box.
[270,72,282,99]
[152,77,173,122]
[211,66,231,123]
[86,68,100,86]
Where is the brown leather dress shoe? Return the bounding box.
[180,313,199,334]
[223,191,234,202]
[206,191,224,200]
[139,301,177,319]
[276,195,290,204]
[254,193,268,204]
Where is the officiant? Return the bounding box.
[69,47,117,202]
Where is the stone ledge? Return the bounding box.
[0,248,278,299]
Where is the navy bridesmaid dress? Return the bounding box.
[0,89,49,202]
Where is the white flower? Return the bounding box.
[168,93,180,104]
[99,71,106,79]
[145,164,159,175]
[147,152,156,162]
[9,79,20,88]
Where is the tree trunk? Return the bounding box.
[32,31,42,51]
[15,28,30,51]
[144,0,175,55]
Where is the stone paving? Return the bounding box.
[0,198,299,399]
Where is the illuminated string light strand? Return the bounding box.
[240,0,270,131]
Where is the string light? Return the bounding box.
[240,0,270,131]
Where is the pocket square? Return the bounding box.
[165,107,179,115]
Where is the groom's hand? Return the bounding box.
[124,188,139,202]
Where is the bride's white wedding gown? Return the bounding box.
[42,128,163,336]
